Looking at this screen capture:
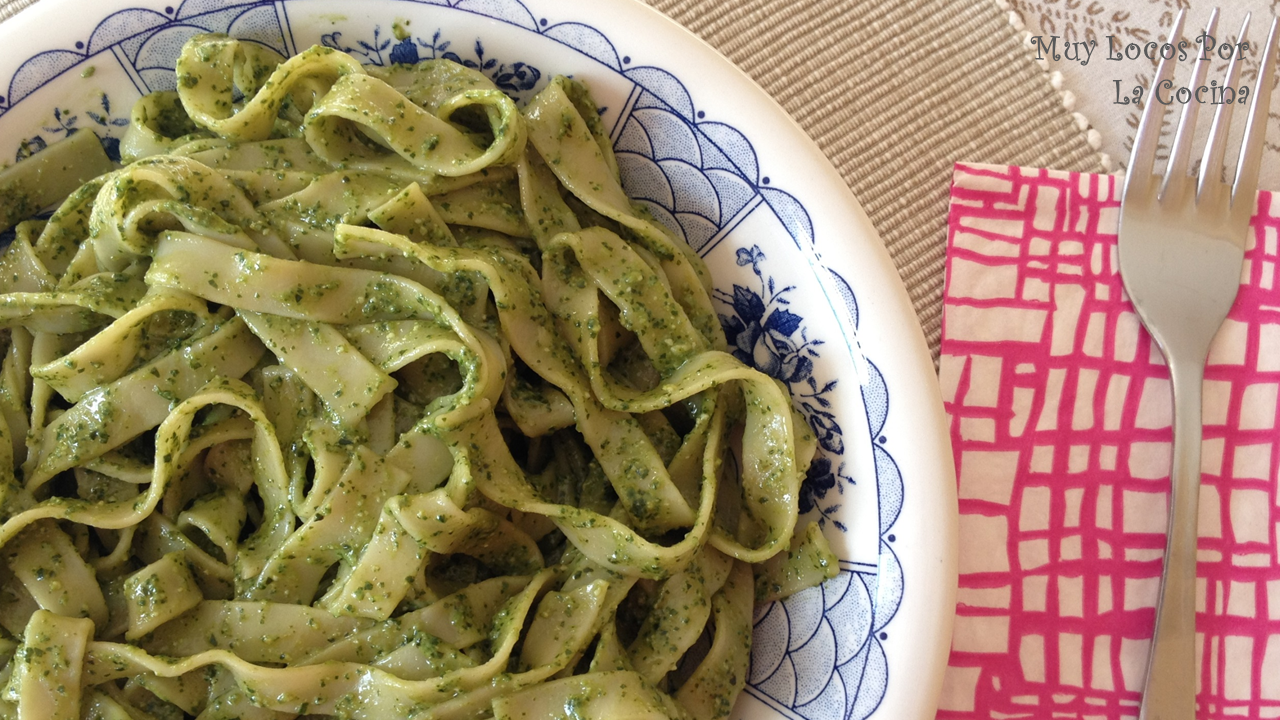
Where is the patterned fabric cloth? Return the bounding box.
[938,163,1280,718]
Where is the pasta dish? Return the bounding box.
[0,35,835,720]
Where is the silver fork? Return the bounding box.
[1118,9,1278,720]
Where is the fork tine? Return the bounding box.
[1197,12,1252,199]
[1231,15,1279,210]
[1162,8,1220,198]
[1127,9,1186,197]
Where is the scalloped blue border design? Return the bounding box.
[0,2,906,718]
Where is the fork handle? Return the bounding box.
[1139,360,1203,720]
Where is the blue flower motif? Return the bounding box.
[43,107,77,137]
[443,41,543,97]
[321,28,392,65]
[805,408,844,455]
[492,61,541,94]
[84,94,130,162]
[321,29,541,100]
[723,291,815,384]
[799,457,836,515]
[716,244,842,458]
[736,245,765,267]
[720,246,823,384]
[389,39,419,65]
[731,284,763,323]
[414,30,452,61]
[798,456,853,531]
[15,93,128,162]
[15,135,46,161]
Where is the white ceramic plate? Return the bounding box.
[0,1,958,718]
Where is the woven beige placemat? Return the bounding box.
[0,0,1105,358]
[0,0,31,20]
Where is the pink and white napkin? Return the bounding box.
[937,164,1280,720]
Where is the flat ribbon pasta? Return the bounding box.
[0,33,838,720]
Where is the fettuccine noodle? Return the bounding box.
[0,34,838,720]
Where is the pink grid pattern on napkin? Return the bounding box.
[936,164,1280,720]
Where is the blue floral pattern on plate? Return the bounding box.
[319,28,543,100]
[17,92,130,162]
[0,3,907,718]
